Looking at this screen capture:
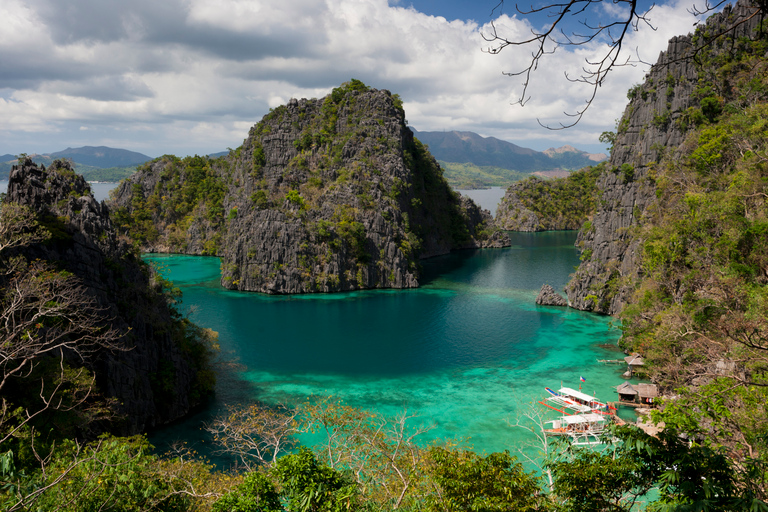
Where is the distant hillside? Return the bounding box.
[50,146,151,167]
[438,162,531,189]
[411,129,606,188]
[543,144,606,167]
[0,146,151,181]
[411,129,549,170]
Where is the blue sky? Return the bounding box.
[402,1,499,22]
[1,0,709,158]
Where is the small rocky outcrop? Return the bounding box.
[495,188,542,231]
[565,0,765,314]
[5,159,214,434]
[535,284,568,306]
[111,81,510,294]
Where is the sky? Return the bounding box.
[1,0,713,158]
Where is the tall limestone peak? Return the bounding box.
[5,158,215,434]
[111,81,509,294]
[565,0,766,314]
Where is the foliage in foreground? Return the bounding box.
[6,389,768,511]
[0,165,219,511]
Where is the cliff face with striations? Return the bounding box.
[5,159,215,435]
[565,0,765,314]
[111,81,509,294]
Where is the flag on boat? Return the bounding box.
[580,376,586,382]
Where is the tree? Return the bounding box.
[300,397,435,509]
[3,434,230,512]
[204,402,300,470]
[272,448,359,512]
[483,0,768,127]
[0,203,125,450]
[211,471,282,512]
[506,402,567,492]
[549,425,767,511]
[424,447,544,512]
[211,448,359,512]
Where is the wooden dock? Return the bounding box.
[609,400,647,409]
[611,414,627,426]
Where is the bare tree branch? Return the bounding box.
[483,0,767,128]
[204,402,300,470]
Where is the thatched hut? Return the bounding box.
[636,383,659,406]
[624,354,645,377]
[617,382,638,403]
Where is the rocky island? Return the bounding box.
[494,165,603,232]
[111,80,509,294]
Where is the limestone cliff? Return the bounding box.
[111,81,509,294]
[5,159,215,434]
[565,0,765,314]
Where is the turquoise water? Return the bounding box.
[146,232,626,459]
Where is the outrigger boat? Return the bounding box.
[540,387,617,416]
[544,412,610,446]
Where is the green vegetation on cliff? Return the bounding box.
[623,102,768,417]
[568,15,768,504]
[1,161,218,511]
[77,165,137,182]
[112,155,227,254]
[496,164,603,231]
[111,80,507,294]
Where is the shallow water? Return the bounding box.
[146,232,628,460]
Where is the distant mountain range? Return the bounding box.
[1,135,606,188]
[410,129,606,189]
[49,146,153,168]
[0,146,154,181]
[411,129,605,172]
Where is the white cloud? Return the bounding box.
[0,0,707,156]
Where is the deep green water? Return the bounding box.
[146,232,627,459]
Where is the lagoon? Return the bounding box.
[146,232,626,458]
[456,187,507,217]
[0,180,117,202]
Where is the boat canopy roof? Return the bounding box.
[559,387,598,402]
[562,413,606,425]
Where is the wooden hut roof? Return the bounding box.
[617,382,637,395]
[636,383,658,398]
[624,354,645,366]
